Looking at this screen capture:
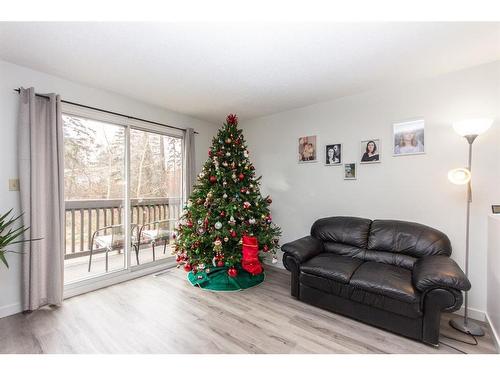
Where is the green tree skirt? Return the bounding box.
[187,266,265,291]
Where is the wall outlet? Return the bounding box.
[9,178,20,191]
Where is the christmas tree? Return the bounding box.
[175,114,281,290]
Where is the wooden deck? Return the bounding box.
[0,266,497,354]
[65,245,175,284]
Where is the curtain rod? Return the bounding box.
[13,88,198,134]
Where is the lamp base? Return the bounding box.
[449,317,485,336]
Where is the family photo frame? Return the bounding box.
[393,119,425,156]
[298,135,317,163]
[325,143,342,166]
[344,163,357,180]
[360,139,381,164]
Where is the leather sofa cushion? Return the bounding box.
[323,242,366,259]
[300,272,422,318]
[350,262,420,304]
[363,250,417,270]
[300,253,363,284]
[311,216,372,248]
[324,242,417,270]
[367,219,452,257]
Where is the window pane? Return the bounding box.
[129,129,182,266]
[63,114,126,283]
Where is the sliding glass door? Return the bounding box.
[129,127,182,268]
[63,114,127,283]
[62,106,183,285]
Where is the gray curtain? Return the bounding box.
[18,87,65,311]
[184,127,196,198]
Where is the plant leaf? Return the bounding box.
[0,251,9,268]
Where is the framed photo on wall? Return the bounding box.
[344,163,357,180]
[360,139,381,163]
[298,135,317,163]
[325,143,342,166]
[393,119,425,156]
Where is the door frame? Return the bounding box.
[61,103,184,298]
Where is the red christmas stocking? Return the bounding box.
[241,235,263,275]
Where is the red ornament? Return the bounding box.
[263,245,269,252]
[230,230,237,238]
[226,113,238,126]
[266,197,272,204]
[186,220,193,228]
[228,267,238,277]
[209,176,217,183]
[238,173,245,181]
[220,211,226,217]
[208,149,212,156]
[240,188,246,193]
[217,260,225,267]
[184,263,192,272]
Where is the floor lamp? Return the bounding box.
[447,118,493,336]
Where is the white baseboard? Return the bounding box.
[0,302,22,319]
[455,306,486,322]
[485,312,500,353]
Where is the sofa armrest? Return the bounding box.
[412,255,471,293]
[281,236,324,264]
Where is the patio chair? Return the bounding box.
[136,219,176,264]
[88,223,139,272]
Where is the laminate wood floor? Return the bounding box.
[0,266,497,354]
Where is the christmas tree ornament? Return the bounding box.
[266,197,273,204]
[263,244,269,252]
[229,216,236,225]
[249,218,256,225]
[230,230,237,238]
[243,201,251,209]
[238,173,245,181]
[227,267,238,278]
[209,175,217,183]
[223,193,228,199]
[220,211,226,217]
[225,138,232,144]
[214,221,222,230]
[184,263,192,272]
[226,113,238,125]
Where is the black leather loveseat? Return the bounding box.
[282,216,471,346]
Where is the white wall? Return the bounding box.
[487,215,500,350]
[241,61,500,314]
[0,59,219,318]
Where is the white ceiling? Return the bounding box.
[0,22,499,123]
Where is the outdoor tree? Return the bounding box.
[174,114,281,290]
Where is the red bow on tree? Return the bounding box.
[226,113,238,126]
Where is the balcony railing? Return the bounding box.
[64,197,181,260]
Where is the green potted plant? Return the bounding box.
[0,209,37,268]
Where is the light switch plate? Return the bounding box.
[9,178,20,191]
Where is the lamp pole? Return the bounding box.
[449,134,484,336]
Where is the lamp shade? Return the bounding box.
[448,168,471,185]
[453,118,493,137]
